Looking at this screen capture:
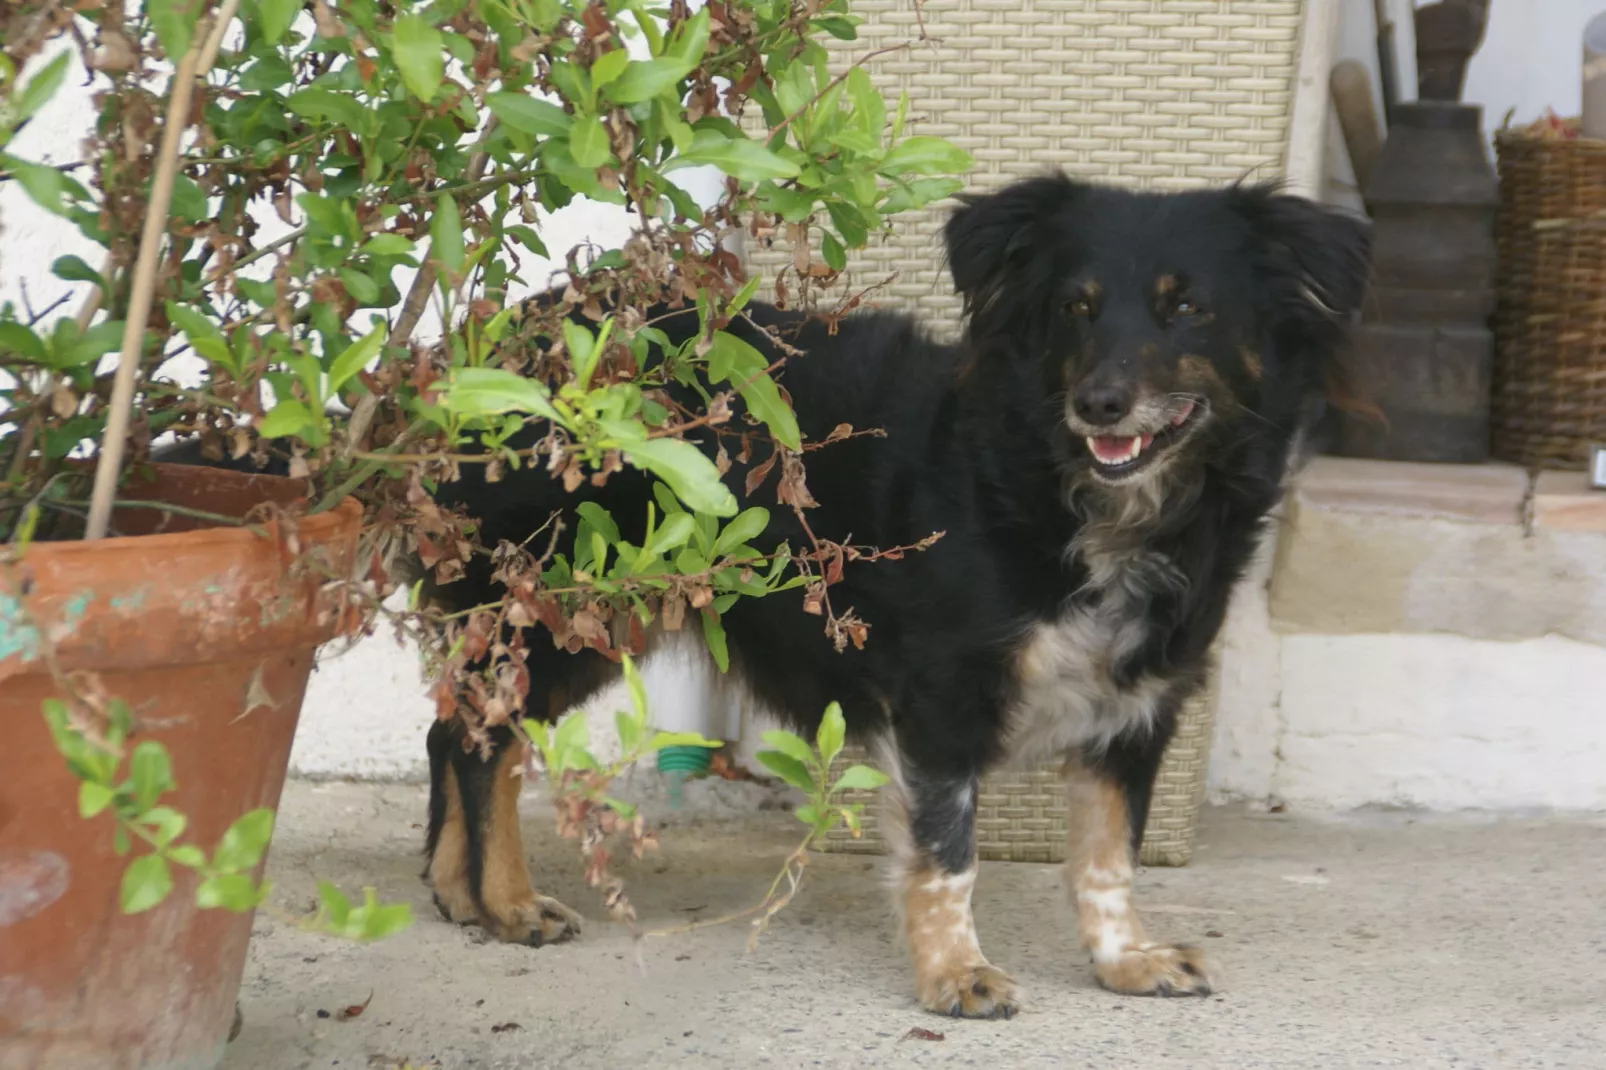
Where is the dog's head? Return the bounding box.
[943,174,1370,489]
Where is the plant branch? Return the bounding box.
[84,0,240,541]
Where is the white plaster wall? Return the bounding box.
[1325,0,1605,208]
[1209,626,1606,813]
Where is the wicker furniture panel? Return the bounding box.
[745,0,1304,338]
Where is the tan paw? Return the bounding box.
[485,894,584,948]
[917,963,1021,1020]
[1095,943,1214,997]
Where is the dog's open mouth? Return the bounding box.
[1084,399,1204,479]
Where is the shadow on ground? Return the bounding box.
[223,781,1606,1069]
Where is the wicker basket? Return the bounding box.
[1490,130,1606,470]
[819,670,1219,867]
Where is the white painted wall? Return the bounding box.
[1325,0,1606,207]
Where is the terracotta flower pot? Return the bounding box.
[0,463,362,1070]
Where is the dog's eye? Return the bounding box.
[1173,298,1201,318]
[1065,297,1092,320]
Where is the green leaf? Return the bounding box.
[816,701,846,768]
[739,370,799,453]
[700,607,729,672]
[755,750,815,792]
[0,321,48,361]
[569,114,610,168]
[142,806,187,847]
[212,808,275,873]
[286,88,370,132]
[605,11,708,103]
[821,232,846,271]
[15,51,70,122]
[615,709,643,755]
[258,399,317,440]
[551,711,589,771]
[878,136,973,177]
[662,130,799,183]
[759,729,816,768]
[196,873,265,912]
[120,854,173,914]
[168,844,207,868]
[391,15,445,103]
[168,173,208,221]
[430,192,464,275]
[649,512,696,555]
[60,320,126,369]
[257,0,299,44]
[129,741,174,810]
[562,318,599,384]
[4,157,68,215]
[486,93,573,137]
[622,653,649,724]
[360,233,416,257]
[713,507,769,556]
[443,367,561,422]
[645,730,720,750]
[52,255,104,287]
[147,0,199,61]
[338,267,381,305]
[605,59,689,104]
[620,435,736,517]
[575,501,621,543]
[327,321,384,394]
[795,803,821,827]
[78,781,115,818]
[318,881,352,928]
[590,49,630,89]
[881,176,964,216]
[354,900,413,940]
[832,764,890,793]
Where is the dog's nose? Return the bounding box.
[1072,383,1133,426]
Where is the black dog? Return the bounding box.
[412,173,1371,1018]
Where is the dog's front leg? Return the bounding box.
[890,765,1020,1019]
[1064,746,1214,996]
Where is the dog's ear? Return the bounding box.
[944,174,1080,316]
[1232,184,1371,326]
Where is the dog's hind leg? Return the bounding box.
[446,722,584,947]
[1065,734,1214,996]
[887,753,1021,1020]
[424,718,479,925]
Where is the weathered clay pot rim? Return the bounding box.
[0,464,364,681]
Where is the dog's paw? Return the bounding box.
[1095,943,1214,997]
[485,893,584,948]
[917,963,1021,1020]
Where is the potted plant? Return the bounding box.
[0,1,964,1067]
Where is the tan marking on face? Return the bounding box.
[1239,346,1264,381]
[1154,274,1178,298]
[427,764,478,923]
[1064,759,1214,996]
[1176,354,1225,392]
[477,741,583,946]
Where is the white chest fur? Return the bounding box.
[1004,547,1180,763]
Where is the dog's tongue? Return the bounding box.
[1089,434,1152,464]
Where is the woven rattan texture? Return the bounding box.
[1490,133,1606,471]
[818,672,1219,867]
[743,0,1304,339]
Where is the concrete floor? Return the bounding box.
[223,780,1606,1070]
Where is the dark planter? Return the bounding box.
[0,464,361,1070]
[1337,101,1501,463]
